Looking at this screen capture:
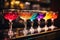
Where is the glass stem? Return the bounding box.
[8,21,13,39]
[45,20,47,25]
[38,20,40,26]
[9,21,12,30]
[52,20,54,25]
[31,21,33,27]
[24,20,27,29]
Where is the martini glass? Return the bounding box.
[30,12,37,34]
[19,11,32,35]
[49,12,58,31]
[37,12,45,33]
[43,11,52,32]
[4,11,18,39]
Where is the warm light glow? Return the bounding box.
[11,0,20,8]
[25,2,30,5]
[11,1,14,5]
[15,1,20,5]
[20,3,25,9]
[11,0,15,8]
[40,11,47,13]
[5,2,9,7]
[11,0,15,5]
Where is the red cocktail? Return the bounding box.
[4,12,18,22]
[4,12,18,38]
[49,12,58,30]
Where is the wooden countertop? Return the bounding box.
[12,28,60,39]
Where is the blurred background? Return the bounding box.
[0,0,60,29]
[0,0,60,40]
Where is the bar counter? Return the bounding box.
[2,28,60,40]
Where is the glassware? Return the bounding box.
[43,11,52,32]
[30,12,37,34]
[4,11,18,39]
[37,12,45,33]
[19,11,32,35]
[49,12,58,31]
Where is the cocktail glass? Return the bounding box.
[19,11,32,35]
[4,11,18,38]
[49,12,58,31]
[43,11,52,32]
[30,12,37,34]
[37,12,45,33]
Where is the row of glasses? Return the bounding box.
[43,11,58,32]
[3,10,58,38]
[18,11,58,36]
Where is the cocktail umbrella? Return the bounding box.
[4,12,18,38]
[30,12,38,34]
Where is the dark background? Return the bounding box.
[0,0,60,40]
[0,0,60,29]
